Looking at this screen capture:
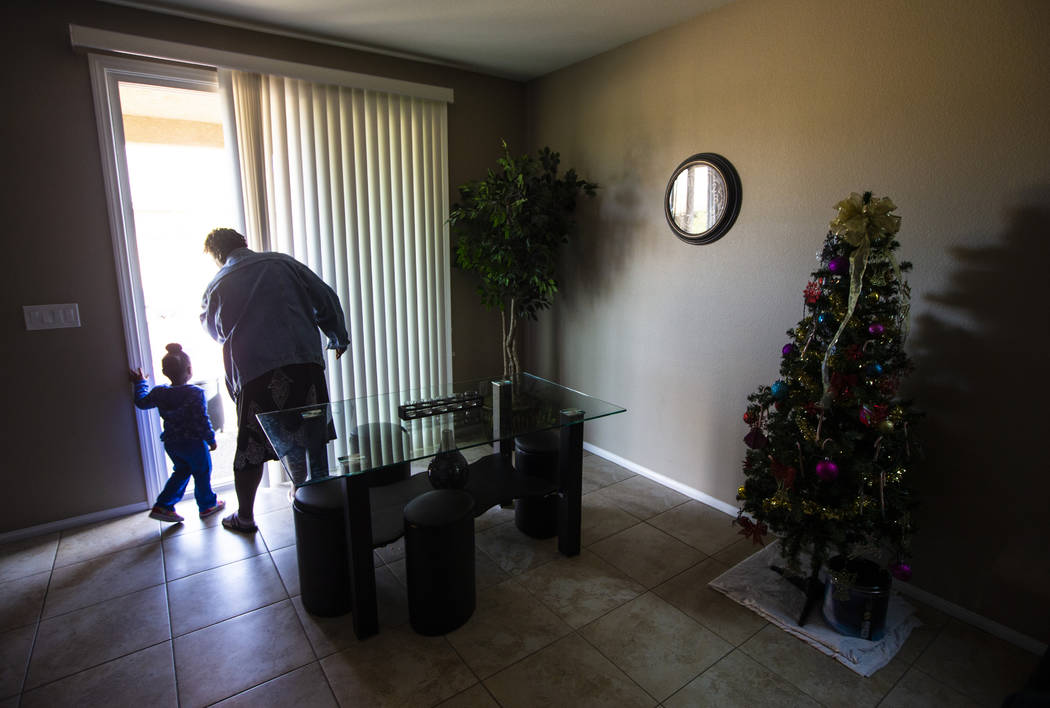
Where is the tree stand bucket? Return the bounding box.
[821,556,891,641]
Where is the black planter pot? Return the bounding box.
[821,555,891,641]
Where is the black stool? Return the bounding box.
[514,430,559,539]
[403,489,475,635]
[293,479,351,617]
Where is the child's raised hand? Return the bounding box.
[129,367,147,382]
[209,441,217,451]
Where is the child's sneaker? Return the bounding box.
[199,500,226,519]
[149,506,184,523]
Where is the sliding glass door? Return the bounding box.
[88,54,242,499]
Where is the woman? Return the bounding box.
[200,228,349,532]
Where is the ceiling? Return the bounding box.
[110,0,735,81]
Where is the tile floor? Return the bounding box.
[0,451,1041,707]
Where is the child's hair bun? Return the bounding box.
[165,343,183,354]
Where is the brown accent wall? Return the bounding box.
[524,0,1050,642]
[0,1,522,532]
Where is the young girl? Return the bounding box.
[131,343,224,522]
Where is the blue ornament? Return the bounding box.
[817,313,829,324]
[866,363,884,376]
[771,380,788,399]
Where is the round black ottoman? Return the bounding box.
[293,479,351,617]
[514,430,560,539]
[403,489,475,635]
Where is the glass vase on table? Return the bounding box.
[427,428,470,489]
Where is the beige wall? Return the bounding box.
[524,0,1050,642]
[0,2,520,533]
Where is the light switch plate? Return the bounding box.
[24,303,81,330]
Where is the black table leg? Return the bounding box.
[342,473,378,639]
[557,409,584,556]
[492,379,514,507]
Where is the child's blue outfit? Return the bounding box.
[134,380,218,512]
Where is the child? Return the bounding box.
[131,343,224,523]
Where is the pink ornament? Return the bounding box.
[815,459,839,481]
[868,323,885,335]
[890,562,913,582]
[828,257,848,274]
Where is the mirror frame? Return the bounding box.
[664,152,742,245]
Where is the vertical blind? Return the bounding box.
[226,70,452,461]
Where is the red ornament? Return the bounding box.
[771,459,797,489]
[804,281,822,304]
[830,372,859,400]
[743,411,753,425]
[734,515,768,545]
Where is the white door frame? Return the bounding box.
[87,53,240,502]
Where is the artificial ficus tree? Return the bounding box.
[448,141,597,376]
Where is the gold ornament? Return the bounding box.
[879,419,895,433]
[737,485,747,500]
[823,508,842,520]
[762,497,787,513]
[796,417,816,442]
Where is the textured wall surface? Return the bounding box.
[525,0,1050,642]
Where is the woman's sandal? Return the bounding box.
[221,512,258,533]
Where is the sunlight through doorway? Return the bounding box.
[118,81,240,488]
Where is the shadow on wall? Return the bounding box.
[907,195,1050,643]
[534,165,646,375]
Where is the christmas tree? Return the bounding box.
[737,192,921,587]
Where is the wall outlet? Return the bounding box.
[23,303,81,330]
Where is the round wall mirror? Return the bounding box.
[665,153,741,245]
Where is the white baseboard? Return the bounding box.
[0,501,150,545]
[583,442,740,518]
[582,442,1049,658]
[0,477,240,546]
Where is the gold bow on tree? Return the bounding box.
[830,192,901,243]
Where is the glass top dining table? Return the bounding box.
[256,372,625,485]
[256,372,626,639]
